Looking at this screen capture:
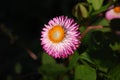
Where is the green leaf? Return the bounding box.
[95,27,111,32]
[90,0,104,10]
[75,65,96,80]
[91,3,110,15]
[79,4,89,18]
[79,26,86,33]
[63,75,69,80]
[38,64,66,76]
[81,29,93,46]
[68,51,79,69]
[110,42,120,51]
[108,65,120,80]
[97,18,110,26]
[79,52,94,64]
[40,53,67,78]
[73,3,88,18]
[87,0,92,3]
[88,5,93,14]
[42,53,56,64]
[14,63,22,74]
[92,59,108,73]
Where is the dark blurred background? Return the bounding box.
[0,0,78,80]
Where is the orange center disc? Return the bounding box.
[114,6,120,13]
[48,25,65,43]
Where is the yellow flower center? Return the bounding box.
[114,6,120,13]
[48,25,65,43]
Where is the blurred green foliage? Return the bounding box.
[0,0,120,80]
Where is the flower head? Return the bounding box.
[105,6,120,20]
[41,16,81,58]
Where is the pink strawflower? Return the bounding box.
[105,6,120,20]
[40,16,81,58]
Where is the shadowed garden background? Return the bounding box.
[0,0,120,80]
